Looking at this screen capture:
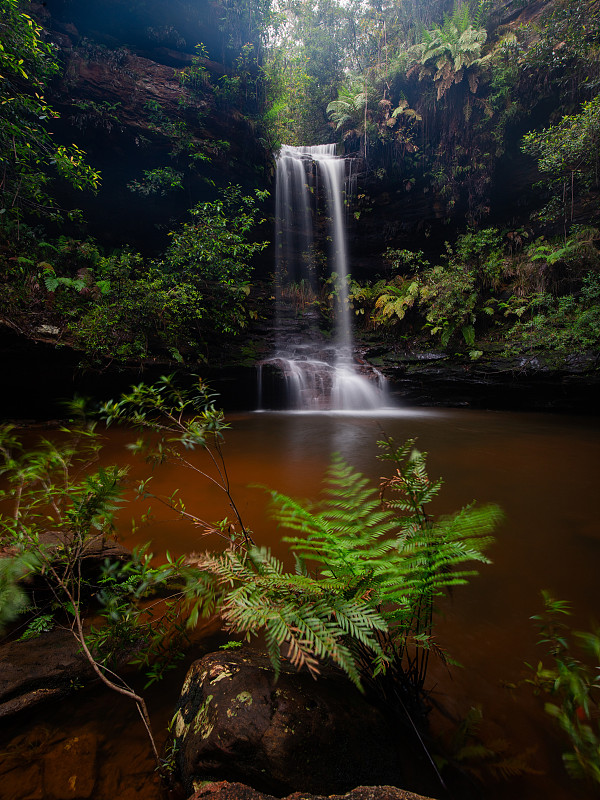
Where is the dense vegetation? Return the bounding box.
[1,188,268,364]
[1,0,599,368]
[0,0,599,793]
[264,0,600,359]
[347,224,600,357]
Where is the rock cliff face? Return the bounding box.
[344,0,557,274]
[31,1,271,253]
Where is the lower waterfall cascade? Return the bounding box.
[259,144,388,411]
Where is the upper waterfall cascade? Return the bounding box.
[259,144,387,411]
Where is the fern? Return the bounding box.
[192,546,386,687]
[246,439,500,709]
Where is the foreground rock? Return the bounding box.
[0,628,95,718]
[170,649,438,799]
[188,781,437,800]
[0,536,131,718]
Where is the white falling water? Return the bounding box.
[261,144,387,411]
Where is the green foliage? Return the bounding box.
[353,223,600,354]
[18,612,55,640]
[88,549,189,687]
[262,0,363,144]
[373,277,421,325]
[0,549,42,631]
[522,95,600,226]
[354,229,509,346]
[0,411,128,635]
[155,185,269,338]
[529,593,600,785]
[156,434,501,709]
[409,5,490,101]
[522,0,600,96]
[0,0,100,225]
[140,100,213,183]
[504,292,600,355]
[386,248,431,274]
[0,380,241,694]
[67,248,164,362]
[161,185,268,284]
[523,95,600,184]
[251,438,499,701]
[327,85,367,135]
[100,375,250,544]
[178,43,211,94]
[0,183,269,364]
[262,0,600,228]
[502,229,600,353]
[127,167,185,197]
[70,100,122,133]
[195,545,386,687]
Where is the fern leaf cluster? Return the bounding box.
[181,437,500,707]
[190,545,386,687]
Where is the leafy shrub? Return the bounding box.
[0,0,100,224]
[529,593,600,785]
[0,185,269,363]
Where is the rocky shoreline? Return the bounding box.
[2,323,598,418]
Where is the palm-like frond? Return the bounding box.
[413,21,489,100]
[326,87,367,133]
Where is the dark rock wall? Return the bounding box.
[31,1,272,254]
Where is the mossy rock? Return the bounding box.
[169,649,417,797]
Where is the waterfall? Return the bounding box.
[260,144,387,411]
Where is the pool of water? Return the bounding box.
[2,406,599,799]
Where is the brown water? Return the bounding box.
[1,407,599,799]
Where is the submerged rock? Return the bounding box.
[169,649,438,799]
[43,732,98,799]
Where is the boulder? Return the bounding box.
[170,649,432,798]
[37,530,131,565]
[187,781,437,800]
[0,628,95,718]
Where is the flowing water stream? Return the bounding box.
[260,145,386,410]
[2,408,599,800]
